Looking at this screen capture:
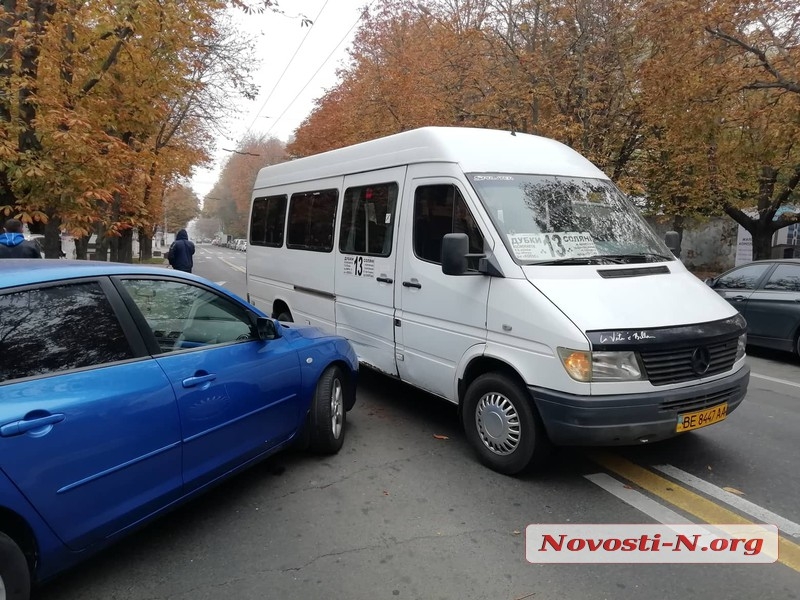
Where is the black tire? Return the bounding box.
[462,373,550,475]
[309,366,347,454]
[277,310,293,323]
[0,532,30,600]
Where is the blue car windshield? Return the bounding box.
[467,173,672,264]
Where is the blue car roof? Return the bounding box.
[0,260,248,303]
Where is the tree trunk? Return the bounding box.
[118,228,133,263]
[671,214,685,259]
[43,214,63,258]
[94,222,108,261]
[752,226,774,260]
[140,230,153,260]
[75,234,89,260]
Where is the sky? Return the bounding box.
[190,0,371,199]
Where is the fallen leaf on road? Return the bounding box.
[723,486,745,496]
[433,434,449,440]
[512,530,521,536]
[383,490,389,496]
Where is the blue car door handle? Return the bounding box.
[1,413,66,437]
[182,373,217,388]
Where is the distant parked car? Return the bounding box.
[0,260,358,600]
[707,258,800,357]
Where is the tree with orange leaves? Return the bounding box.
[636,0,800,259]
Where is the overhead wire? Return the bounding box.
[265,0,377,137]
[244,0,332,134]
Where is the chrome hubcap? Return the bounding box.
[331,379,343,439]
[475,392,521,455]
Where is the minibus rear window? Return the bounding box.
[287,189,339,252]
[250,195,287,247]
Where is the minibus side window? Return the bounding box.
[250,195,287,247]
[287,189,338,252]
[413,184,483,269]
[339,182,398,257]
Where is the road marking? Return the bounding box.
[219,257,245,273]
[214,281,227,286]
[591,452,800,572]
[750,372,800,389]
[584,473,692,524]
[653,464,800,538]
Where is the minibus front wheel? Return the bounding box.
[462,373,550,475]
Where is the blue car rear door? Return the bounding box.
[115,278,303,493]
[0,279,182,550]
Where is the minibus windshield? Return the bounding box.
[467,173,672,264]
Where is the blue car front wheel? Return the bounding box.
[309,365,347,454]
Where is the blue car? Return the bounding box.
[0,260,358,600]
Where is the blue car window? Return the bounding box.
[0,283,134,383]
[764,264,800,292]
[119,279,254,353]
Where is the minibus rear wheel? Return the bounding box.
[0,532,30,600]
[462,373,550,475]
[277,310,293,322]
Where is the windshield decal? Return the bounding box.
[508,232,598,260]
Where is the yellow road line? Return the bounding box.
[592,452,800,572]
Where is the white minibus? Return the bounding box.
[246,127,749,474]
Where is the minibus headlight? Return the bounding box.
[736,333,747,360]
[557,348,592,382]
[591,351,643,381]
[558,349,644,382]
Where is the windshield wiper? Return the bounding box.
[527,256,624,265]
[603,253,673,263]
[527,253,673,266]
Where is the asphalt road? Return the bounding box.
[36,246,800,599]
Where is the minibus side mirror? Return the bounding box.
[442,233,469,275]
[664,230,681,257]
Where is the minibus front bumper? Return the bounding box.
[530,365,750,446]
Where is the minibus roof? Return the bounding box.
[254,127,609,189]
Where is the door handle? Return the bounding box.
[402,280,422,289]
[182,373,217,388]
[731,295,747,301]
[1,413,65,437]
[376,276,393,284]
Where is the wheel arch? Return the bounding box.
[324,359,358,411]
[0,507,38,581]
[272,298,291,320]
[457,356,529,417]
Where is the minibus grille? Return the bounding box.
[640,336,739,385]
[659,385,739,413]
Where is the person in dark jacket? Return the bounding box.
[0,219,42,259]
[167,229,195,273]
